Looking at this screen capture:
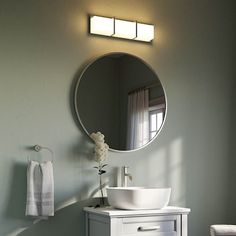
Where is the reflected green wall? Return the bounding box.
[77,57,120,148]
[0,0,235,236]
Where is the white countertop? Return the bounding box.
[84,206,191,217]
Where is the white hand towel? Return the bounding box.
[210,225,236,236]
[26,160,54,217]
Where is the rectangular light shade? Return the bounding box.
[136,23,154,42]
[90,16,114,36]
[113,19,136,39]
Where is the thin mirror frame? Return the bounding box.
[74,52,168,152]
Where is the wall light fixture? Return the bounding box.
[89,15,154,42]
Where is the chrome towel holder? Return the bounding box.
[28,145,54,162]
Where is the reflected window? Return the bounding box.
[149,100,165,139]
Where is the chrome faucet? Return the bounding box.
[122,166,132,187]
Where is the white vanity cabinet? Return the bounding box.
[84,207,190,236]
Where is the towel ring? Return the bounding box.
[28,145,54,162]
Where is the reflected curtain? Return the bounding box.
[126,88,149,149]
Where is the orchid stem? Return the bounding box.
[99,174,105,205]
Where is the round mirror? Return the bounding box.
[74,53,167,152]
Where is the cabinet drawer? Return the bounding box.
[121,215,180,236]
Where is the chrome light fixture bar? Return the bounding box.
[89,15,154,42]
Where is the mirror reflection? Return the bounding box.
[74,53,166,151]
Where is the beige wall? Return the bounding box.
[0,0,235,235]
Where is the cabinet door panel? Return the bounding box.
[89,219,110,236]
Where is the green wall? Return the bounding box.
[0,0,235,235]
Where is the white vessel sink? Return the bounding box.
[106,187,171,210]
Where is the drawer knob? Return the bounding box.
[138,226,160,231]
